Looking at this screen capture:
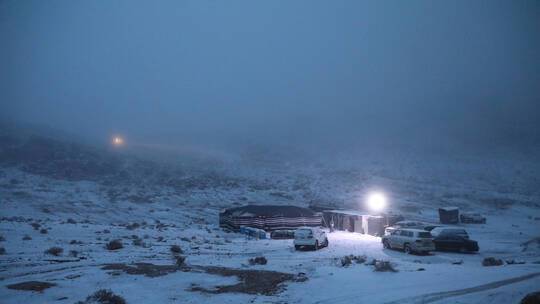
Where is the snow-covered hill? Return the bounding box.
[1,130,539,303]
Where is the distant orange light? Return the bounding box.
[112,136,124,146]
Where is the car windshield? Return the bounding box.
[417,232,432,238]
[296,229,312,236]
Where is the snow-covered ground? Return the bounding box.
[1,148,540,303]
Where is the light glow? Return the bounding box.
[112,136,124,146]
[367,192,387,212]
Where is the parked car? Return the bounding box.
[294,227,328,250]
[270,230,295,239]
[460,212,486,224]
[430,227,479,252]
[433,234,479,252]
[382,228,435,254]
[423,225,442,231]
[384,221,427,235]
[430,227,469,239]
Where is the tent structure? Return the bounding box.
[439,207,459,224]
[219,205,322,232]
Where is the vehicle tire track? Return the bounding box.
[312,272,540,304]
[384,272,540,304]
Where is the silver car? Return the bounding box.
[382,228,435,254]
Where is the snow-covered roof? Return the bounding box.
[439,206,459,211]
[325,209,368,216]
[223,205,318,218]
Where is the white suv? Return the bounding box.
[294,227,328,250]
[382,228,435,254]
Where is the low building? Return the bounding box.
[322,210,389,236]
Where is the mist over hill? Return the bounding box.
[1,2,540,303]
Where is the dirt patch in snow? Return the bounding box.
[6,281,57,292]
[101,263,180,278]
[100,262,298,295]
[190,265,296,295]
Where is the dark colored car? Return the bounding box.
[423,225,442,232]
[433,235,479,252]
[270,230,295,239]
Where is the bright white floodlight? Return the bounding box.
[367,192,387,212]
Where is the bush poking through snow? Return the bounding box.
[170,245,183,254]
[69,250,79,257]
[341,255,353,267]
[0,247,5,255]
[132,238,145,247]
[126,222,140,230]
[40,228,48,234]
[373,260,397,272]
[45,247,63,256]
[105,240,123,251]
[249,256,268,265]
[0,235,5,242]
[23,235,32,240]
[341,255,366,267]
[31,223,41,230]
[175,255,186,266]
[482,257,503,266]
[506,259,526,265]
[76,289,126,304]
[70,240,83,245]
[67,218,77,224]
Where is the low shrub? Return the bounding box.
[105,240,123,251]
[45,247,63,256]
[373,260,397,272]
[132,238,145,247]
[22,235,32,241]
[341,255,366,267]
[175,255,186,266]
[170,245,183,254]
[0,247,5,255]
[482,257,503,266]
[77,289,126,304]
[40,228,48,234]
[126,223,140,230]
[341,255,353,267]
[67,218,77,224]
[249,256,268,265]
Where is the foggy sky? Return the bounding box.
[1,1,539,155]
